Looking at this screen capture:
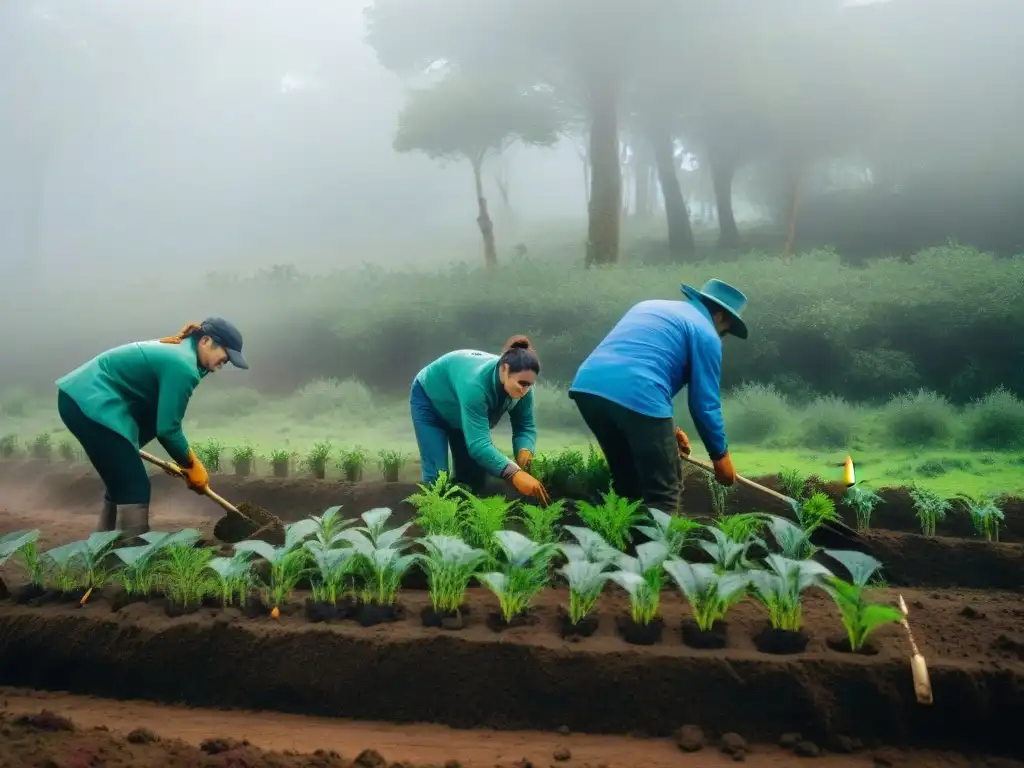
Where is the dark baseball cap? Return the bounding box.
[201,317,248,369]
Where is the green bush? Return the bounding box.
[879,389,955,447]
[799,395,860,449]
[288,377,376,422]
[963,387,1024,450]
[724,383,793,444]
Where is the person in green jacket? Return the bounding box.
[55,317,249,537]
[411,336,550,504]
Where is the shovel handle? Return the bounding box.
[139,450,241,516]
[680,454,797,507]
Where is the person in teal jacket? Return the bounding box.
[411,336,550,504]
[55,317,248,538]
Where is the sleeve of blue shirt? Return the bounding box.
[686,329,729,461]
[508,388,538,458]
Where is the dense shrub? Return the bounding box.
[288,377,376,422]
[799,395,861,449]
[879,389,955,447]
[963,387,1024,450]
[724,383,793,444]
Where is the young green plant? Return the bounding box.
[477,530,558,624]
[664,558,750,632]
[706,475,734,517]
[607,540,670,625]
[777,468,808,501]
[206,553,256,607]
[114,528,202,598]
[304,440,333,479]
[558,557,612,625]
[795,492,840,534]
[820,548,902,652]
[406,472,466,537]
[377,449,408,482]
[956,492,1004,542]
[158,544,216,609]
[575,489,645,550]
[714,513,766,543]
[419,535,488,613]
[0,529,43,588]
[636,508,702,556]
[462,494,516,562]
[304,540,360,605]
[909,485,950,537]
[234,520,318,609]
[749,554,833,632]
[700,525,762,571]
[843,484,883,532]
[559,526,620,564]
[338,445,369,482]
[517,499,565,544]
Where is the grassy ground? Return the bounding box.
[4,386,1022,497]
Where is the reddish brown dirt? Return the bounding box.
[6,690,1006,768]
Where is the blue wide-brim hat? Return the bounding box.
[680,279,749,339]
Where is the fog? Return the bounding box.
[1,0,1022,393]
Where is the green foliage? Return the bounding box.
[232,443,256,465]
[636,508,702,557]
[517,499,565,545]
[706,475,734,517]
[303,440,333,477]
[750,554,833,632]
[795,492,840,534]
[406,472,466,537]
[207,554,257,607]
[58,439,78,463]
[0,434,18,459]
[477,531,557,623]
[799,396,859,449]
[575,489,645,551]
[843,484,883,532]
[159,544,216,609]
[31,433,52,460]
[908,484,951,537]
[963,387,1024,450]
[955,492,1004,542]
[777,468,808,501]
[419,534,488,613]
[558,557,612,625]
[462,495,516,562]
[608,541,670,626]
[338,446,370,482]
[821,550,902,652]
[0,530,42,585]
[664,559,749,632]
[193,438,224,472]
[377,449,408,480]
[725,383,793,444]
[880,390,955,447]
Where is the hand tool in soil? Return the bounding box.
[679,453,860,539]
[897,594,934,705]
[138,450,285,545]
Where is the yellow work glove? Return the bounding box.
[515,448,534,471]
[511,469,551,506]
[184,449,210,494]
[713,451,736,486]
[674,427,691,457]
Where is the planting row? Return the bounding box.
[1,479,904,654]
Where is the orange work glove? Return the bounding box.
[515,448,534,470]
[511,469,551,506]
[674,427,691,457]
[183,449,210,494]
[713,451,737,486]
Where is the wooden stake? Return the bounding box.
[898,594,934,705]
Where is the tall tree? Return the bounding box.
[393,73,560,267]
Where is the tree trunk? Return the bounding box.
[472,157,498,269]
[620,139,631,217]
[633,141,655,220]
[783,167,802,263]
[585,72,621,267]
[650,124,694,259]
[709,153,740,248]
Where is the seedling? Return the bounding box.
[304,441,333,480]
[764,515,816,560]
[778,468,808,501]
[235,520,318,609]
[843,484,883,532]
[576,489,644,550]
[608,541,670,625]
[664,558,750,632]
[581,445,612,497]
[67,531,121,589]
[462,494,516,561]
[705,475,734,517]
[820,549,902,652]
[31,433,53,461]
[304,541,360,605]
[558,558,612,625]
[194,438,224,472]
[42,543,84,592]
[956,492,1004,542]
[232,444,257,476]
[909,484,950,537]
[517,499,565,544]
[377,449,408,482]
[636,508,702,556]
[159,544,216,609]
[795,492,840,534]
[477,530,557,623]
[58,439,78,463]
[344,507,413,549]
[269,448,292,477]
[308,506,354,547]
[750,554,833,632]
[206,553,256,607]
[337,445,369,482]
[714,512,766,543]
[406,472,466,537]
[419,535,488,613]
[0,530,43,587]
[0,434,18,459]
[114,529,202,598]
[559,526,620,564]
[700,525,762,572]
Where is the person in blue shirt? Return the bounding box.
[569,279,747,512]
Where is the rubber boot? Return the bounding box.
[96,497,117,532]
[116,503,150,542]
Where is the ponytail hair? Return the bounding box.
[159,322,204,345]
[499,334,540,375]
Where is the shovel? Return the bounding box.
[139,450,285,545]
[898,594,934,704]
[679,454,860,541]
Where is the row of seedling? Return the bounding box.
[0,478,901,654]
[0,433,82,463]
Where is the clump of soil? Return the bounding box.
[556,606,599,639]
[213,502,285,546]
[681,619,727,649]
[421,605,470,630]
[486,611,538,632]
[616,615,664,645]
[753,626,809,655]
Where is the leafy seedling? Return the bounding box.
[956,492,1004,542]
[518,499,565,544]
[608,540,670,625]
[777,468,808,501]
[159,544,216,610]
[714,512,766,543]
[235,520,318,609]
[462,494,517,561]
[843,484,883,532]
[820,549,902,652]
[796,492,840,534]
[304,540,360,606]
[664,558,750,632]
[559,525,620,564]
[0,530,43,587]
[419,535,488,613]
[477,530,557,624]
[114,528,202,598]
[749,554,833,632]
[700,525,762,572]
[207,553,257,607]
[908,484,950,538]
[406,472,466,537]
[558,557,612,625]
[636,508,702,556]
[576,489,645,551]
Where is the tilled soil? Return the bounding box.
[1,689,1019,768]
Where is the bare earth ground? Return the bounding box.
[2,467,1023,767]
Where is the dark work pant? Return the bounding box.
[409,380,488,493]
[57,390,151,505]
[571,391,682,513]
